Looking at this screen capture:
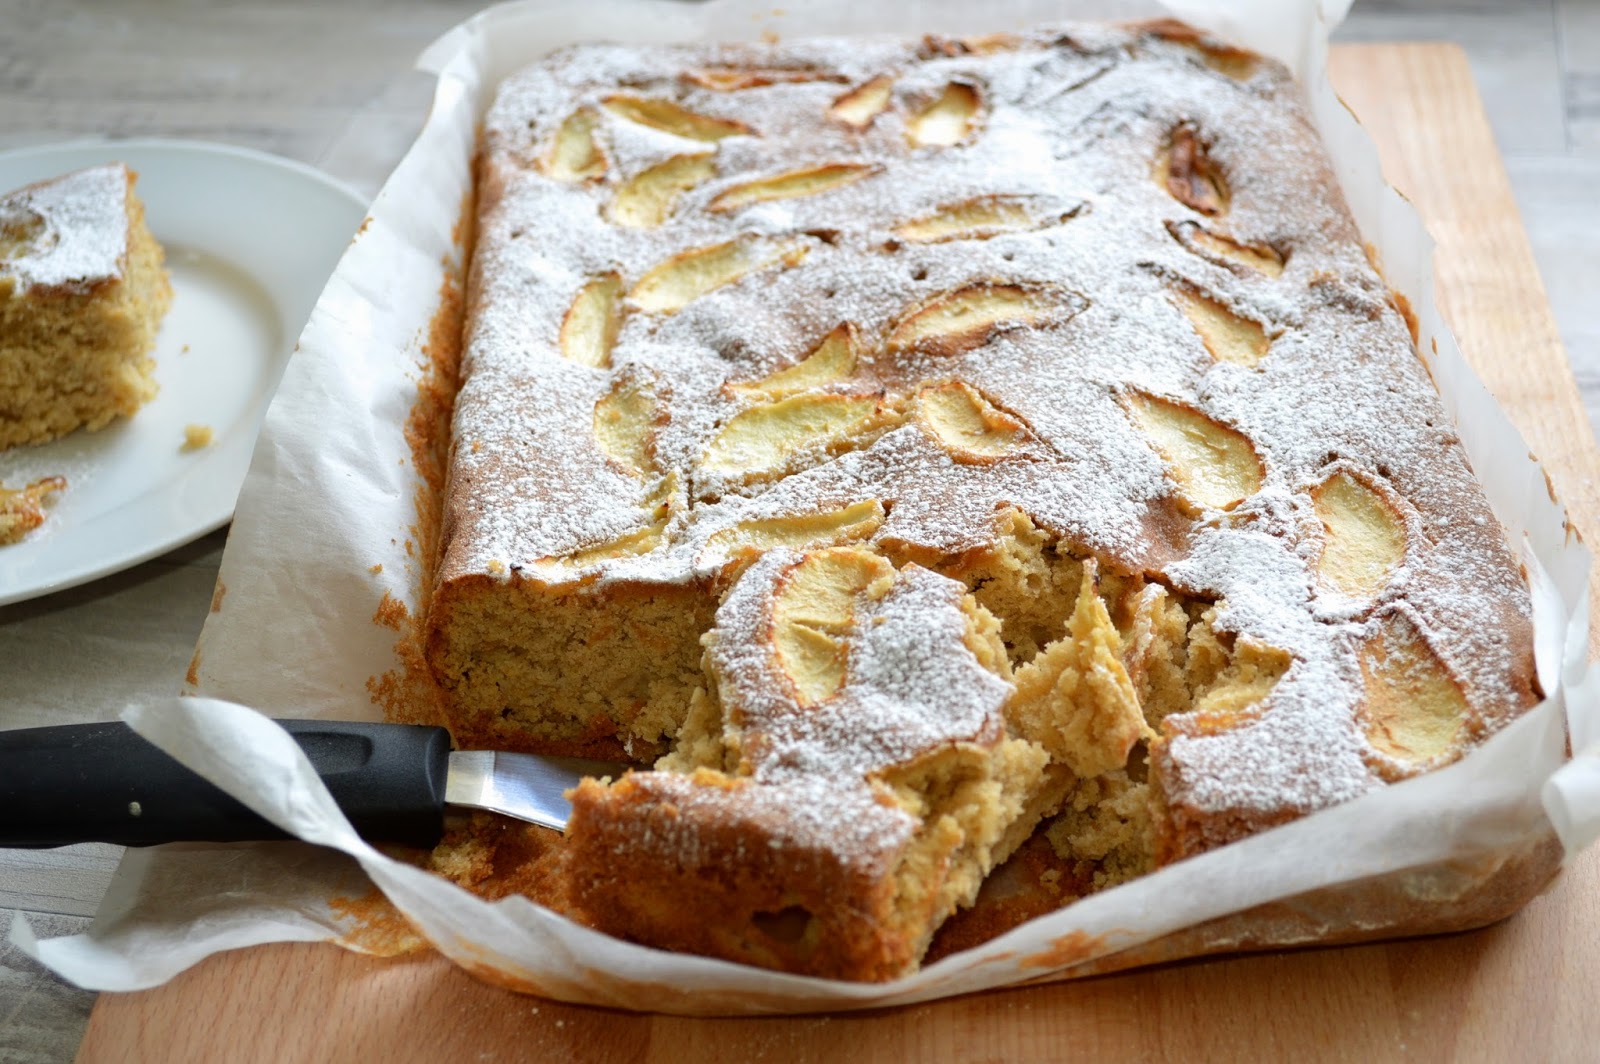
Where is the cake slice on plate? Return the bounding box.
[0,163,172,451]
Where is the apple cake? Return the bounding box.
[424,20,1541,980]
[0,163,171,452]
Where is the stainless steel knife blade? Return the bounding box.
[445,750,626,830]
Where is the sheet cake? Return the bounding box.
[424,20,1541,980]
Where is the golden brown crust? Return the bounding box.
[566,773,924,981]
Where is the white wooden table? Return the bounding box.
[3,2,1598,1060]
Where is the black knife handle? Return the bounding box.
[0,719,451,849]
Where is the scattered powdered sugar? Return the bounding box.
[676,548,1010,859]
[0,163,130,294]
[440,23,1538,833]
[1164,648,1373,815]
[718,552,1009,782]
[848,565,1013,727]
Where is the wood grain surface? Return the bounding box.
[71,43,1600,1064]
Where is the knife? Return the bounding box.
[0,720,626,849]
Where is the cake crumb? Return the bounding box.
[0,475,67,545]
[374,590,408,631]
[182,424,214,450]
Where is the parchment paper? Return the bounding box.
[15,0,1600,1013]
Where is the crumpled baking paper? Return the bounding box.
[14,0,1600,1013]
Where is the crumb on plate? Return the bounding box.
[0,475,67,545]
[182,424,214,451]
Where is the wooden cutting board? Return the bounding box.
[74,43,1600,1063]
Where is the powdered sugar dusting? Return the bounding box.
[598,771,918,879]
[714,550,1010,781]
[655,548,1013,865]
[1,163,130,294]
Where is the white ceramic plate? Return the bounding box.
[0,139,368,606]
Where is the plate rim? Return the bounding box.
[0,136,368,210]
[0,137,370,607]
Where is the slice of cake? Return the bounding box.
[0,163,172,451]
[563,546,1070,980]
